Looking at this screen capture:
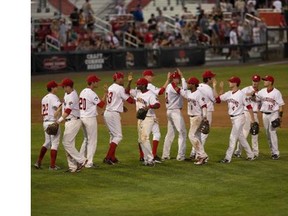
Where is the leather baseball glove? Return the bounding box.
[250,122,259,135]
[136,108,148,120]
[45,122,59,135]
[271,118,281,128]
[199,119,210,134]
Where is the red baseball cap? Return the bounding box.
[251,75,261,82]
[187,77,199,85]
[46,80,58,89]
[228,76,241,85]
[113,72,124,80]
[143,70,154,76]
[87,75,100,83]
[170,71,181,79]
[59,78,74,87]
[136,78,148,86]
[202,70,216,79]
[262,75,274,84]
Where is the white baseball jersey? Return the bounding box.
[41,93,61,122]
[242,86,260,112]
[63,89,80,118]
[257,88,285,112]
[198,83,215,112]
[147,83,161,95]
[165,83,183,110]
[130,89,159,117]
[79,88,101,117]
[181,89,207,116]
[219,90,250,116]
[106,83,129,113]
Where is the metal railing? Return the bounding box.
[123,32,142,48]
[45,35,61,51]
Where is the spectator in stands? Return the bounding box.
[157,18,168,34]
[115,1,126,15]
[199,14,210,35]
[50,19,60,39]
[132,4,144,24]
[86,12,95,31]
[228,24,239,59]
[148,14,157,31]
[79,9,86,30]
[220,0,228,12]
[106,32,120,49]
[156,9,164,23]
[82,0,94,19]
[235,0,245,12]
[272,0,282,12]
[70,7,80,30]
[59,19,68,46]
[246,0,256,14]
[252,22,260,44]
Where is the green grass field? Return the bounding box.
[31,64,288,216]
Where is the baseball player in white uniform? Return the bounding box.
[214,76,256,163]
[103,72,135,165]
[79,75,107,168]
[136,70,170,161]
[234,75,261,158]
[130,78,161,166]
[180,77,209,165]
[34,81,62,170]
[56,78,88,172]
[256,75,285,160]
[162,70,187,161]
[190,70,216,159]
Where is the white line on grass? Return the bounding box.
[258,61,288,67]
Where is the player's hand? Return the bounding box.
[127,72,133,82]
[176,68,182,77]
[212,79,217,88]
[167,72,171,80]
[103,83,108,93]
[219,81,224,89]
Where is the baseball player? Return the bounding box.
[34,81,62,170]
[79,75,107,168]
[190,70,216,159]
[103,72,135,165]
[162,70,187,161]
[137,70,170,162]
[214,76,256,163]
[234,75,261,158]
[256,75,285,160]
[130,78,161,166]
[56,78,88,172]
[180,77,209,165]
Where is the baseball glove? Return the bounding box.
[136,108,148,120]
[250,122,259,135]
[199,119,210,134]
[271,118,281,128]
[45,122,59,135]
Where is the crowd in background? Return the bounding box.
[32,0,287,53]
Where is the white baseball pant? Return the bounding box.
[234,111,259,156]
[103,110,123,145]
[80,117,98,167]
[43,121,61,150]
[138,117,155,163]
[190,111,212,157]
[262,112,280,156]
[224,114,254,161]
[62,118,86,170]
[162,109,187,160]
[188,116,208,159]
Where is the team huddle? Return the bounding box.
[34,69,285,171]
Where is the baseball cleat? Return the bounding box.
[64,168,78,173]
[161,156,170,161]
[271,154,280,160]
[189,154,196,160]
[103,158,115,165]
[139,157,144,162]
[49,165,61,170]
[233,153,241,158]
[246,156,256,161]
[112,158,120,164]
[153,155,162,163]
[34,162,41,169]
[219,159,230,163]
[194,157,208,165]
[176,157,186,161]
[143,161,155,167]
[77,159,88,171]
